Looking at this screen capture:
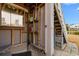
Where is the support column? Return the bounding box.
[20,30,23,44]
[11,30,14,46]
[0,4,1,25]
[45,3,54,56]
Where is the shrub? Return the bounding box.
[67,31,79,35]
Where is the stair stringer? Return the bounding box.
[54,4,68,49]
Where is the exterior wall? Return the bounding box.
[0,29,27,48]
[45,3,67,55]
[13,30,20,45]
[40,5,45,49]
[0,30,11,47]
[22,33,27,43]
[0,4,27,49]
[45,3,54,56]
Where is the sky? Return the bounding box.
[61,3,79,25]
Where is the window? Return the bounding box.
[11,13,23,26]
[1,11,10,26]
[1,10,23,27]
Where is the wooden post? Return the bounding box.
[45,3,54,56]
[33,9,35,44]
[38,6,41,47]
[11,29,14,51]
[20,29,23,44]
[0,4,1,25]
[2,4,6,10]
[33,5,36,44]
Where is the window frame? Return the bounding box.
[1,10,24,27]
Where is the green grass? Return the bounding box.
[67,31,79,35]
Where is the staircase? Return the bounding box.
[54,4,67,49]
